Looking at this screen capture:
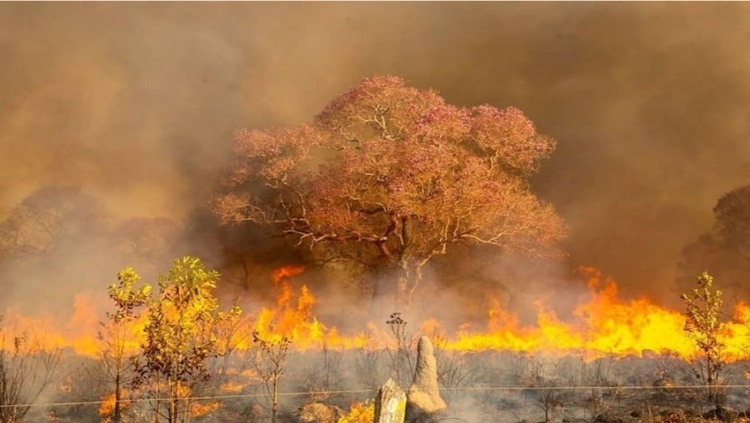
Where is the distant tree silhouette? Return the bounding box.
[678,184,750,302]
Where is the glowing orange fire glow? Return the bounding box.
[220,382,245,393]
[190,401,220,417]
[422,268,750,361]
[251,266,370,349]
[1,293,104,357]
[98,392,116,418]
[4,265,750,363]
[433,268,697,358]
[99,390,132,419]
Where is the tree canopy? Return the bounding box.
[681,271,726,409]
[132,256,242,423]
[213,76,565,305]
[0,186,105,260]
[678,183,750,301]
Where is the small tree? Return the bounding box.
[681,271,726,410]
[252,330,291,423]
[431,333,476,406]
[385,312,415,387]
[353,334,385,391]
[208,301,248,383]
[100,267,151,423]
[0,318,61,423]
[519,357,570,423]
[133,256,241,423]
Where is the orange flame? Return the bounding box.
[220,381,245,393]
[271,265,305,283]
[420,268,750,361]
[2,293,104,357]
[435,268,697,358]
[190,401,220,417]
[251,266,368,349]
[4,265,750,363]
[98,392,116,418]
[98,391,130,418]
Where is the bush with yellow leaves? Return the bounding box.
[338,400,374,423]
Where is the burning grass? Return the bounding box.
[6,265,750,422]
[7,266,750,362]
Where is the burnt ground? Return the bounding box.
[38,348,750,423]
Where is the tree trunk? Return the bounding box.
[396,263,424,310]
[396,271,410,310]
[271,374,279,423]
[370,265,422,312]
[168,381,178,423]
[370,267,398,313]
[113,372,122,423]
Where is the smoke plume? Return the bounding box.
[2,3,750,314]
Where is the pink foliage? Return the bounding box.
[214,76,566,300]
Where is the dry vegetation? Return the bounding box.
[17,339,750,423]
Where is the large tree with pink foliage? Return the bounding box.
[213,76,565,306]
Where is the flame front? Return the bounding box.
[251,266,369,349]
[440,268,698,358]
[4,266,750,362]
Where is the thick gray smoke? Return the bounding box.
[2,3,750,312]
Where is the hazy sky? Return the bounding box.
[1,2,749,301]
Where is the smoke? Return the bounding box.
[2,2,750,317]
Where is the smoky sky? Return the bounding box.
[2,2,750,303]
